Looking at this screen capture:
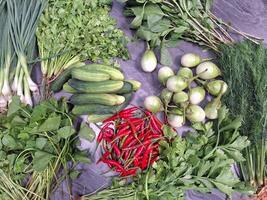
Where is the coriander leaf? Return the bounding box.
[162,125,177,139]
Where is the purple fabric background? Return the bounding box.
[52,0,267,199]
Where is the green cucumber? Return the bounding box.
[87,114,113,123]
[63,83,78,93]
[72,93,133,115]
[70,94,125,106]
[72,68,110,82]
[82,64,124,80]
[68,79,124,93]
[51,62,85,92]
[115,82,133,94]
[126,80,142,91]
[51,68,72,92]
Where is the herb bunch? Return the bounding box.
[123,0,260,66]
[85,107,252,200]
[37,0,129,97]
[0,97,95,199]
[217,41,267,188]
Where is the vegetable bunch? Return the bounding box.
[84,107,252,200]
[36,0,129,98]
[123,0,260,66]
[217,41,267,189]
[0,97,94,199]
[0,0,46,111]
[145,53,227,127]
[97,107,164,177]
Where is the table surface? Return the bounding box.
[52,0,267,199]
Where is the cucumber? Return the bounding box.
[82,64,124,80]
[68,79,124,93]
[126,80,142,91]
[87,114,113,123]
[51,68,72,92]
[51,62,85,92]
[72,93,133,115]
[115,82,133,94]
[72,68,110,82]
[70,94,125,106]
[63,83,78,93]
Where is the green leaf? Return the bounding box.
[219,117,242,132]
[150,19,171,33]
[7,96,21,117]
[218,106,227,125]
[144,4,164,19]
[2,135,16,149]
[31,104,47,123]
[32,151,54,172]
[197,161,211,177]
[213,181,233,196]
[136,26,157,41]
[162,125,177,139]
[79,122,95,142]
[74,152,91,164]
[36,138,47,149]
[18,132,30,140]
[57,126,75,139]
[38,116,61,132]
[174,26,188,34]
[69,170,81,180]
[130,7,144,28]
[160,42,172,66]
[215,168,239,186]
[204,0,213,11]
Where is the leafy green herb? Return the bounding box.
[217,40,267,188]
[0,97,95,199]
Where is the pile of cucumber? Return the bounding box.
[51,64,141,122]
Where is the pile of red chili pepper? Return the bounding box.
[97,106,165,177]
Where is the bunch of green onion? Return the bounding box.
[0,0,47,112]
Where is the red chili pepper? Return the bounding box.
[150,116,162,134]
[113,143,121,158]
[103,159,125,172]
[121,168,138,177]
[149,156,159,165]
[122,135,135,148]
[141,147,154,169]
[112,130,131,142]
[103,114,119,123]
[123,140,152,151]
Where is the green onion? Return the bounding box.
[7,0,47,104]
